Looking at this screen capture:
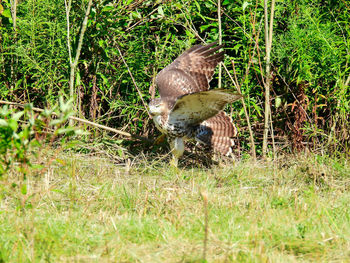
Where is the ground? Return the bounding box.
[0,152,349,262]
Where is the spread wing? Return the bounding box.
[156,42,224,107]
[195,111,237,156]
[168,90,242,126]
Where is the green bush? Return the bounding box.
[0,98,82,177]
[0,0,349,155]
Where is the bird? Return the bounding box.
[149,42,242,166]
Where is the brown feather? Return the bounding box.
[168,90,242,126]
[195,111,237,156]
[150,43,240,160]
[156,42,225,105]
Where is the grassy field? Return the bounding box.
[0,152,349,262]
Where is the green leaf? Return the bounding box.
[21,184,27,195]
[57,127,76,135]
[75,71,81,86]
[99,73,109,85]
[131,11,141,19]
[55,159,66,166]
[31,163,44,170]
[117,149,124,158]
[0,119,8,126]
[194,1,200,12]
[74,129,89,135]
[199,24,212,32]
[7,119,18,131]
[49,119,63,126]
[2,8,11,19]
[185,30,194,38]
[102,5,114,12]
[252,102,262,117]
[12,111,24,121]
[275,97,282,108]
[242,1,251,11]
[158,6,164,16]
[15,79,23,89]
[18,127,30,140]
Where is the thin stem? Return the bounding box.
[268,0,275,51]
[10,0,17,31]
[262,0,275,158]
[74,0,93,68]
[65,0,93,122]
[230,60,257,159]
[344,72,350,87]
[10,0,18,93]
[117,45,152,119]
[64,0,72,66]
[269,107,276,158]
[0,100,151,142]
[218,0,222,89]
[201,191,209,262]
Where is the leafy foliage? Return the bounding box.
[0,0,349,155]
[273,1,350,153]
[0,98,82,176]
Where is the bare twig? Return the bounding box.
[221,61,256,165]
[0,100,151,143]
[208,0,254,41]
[268,0,275,51]
[201,191,209,262]
[223,7,263,160]
[125,8,158,32]
[10,0,17,31]
[65,0,93,108]
[218,0,222,89]
[9,0,18,94]
[268,0,276,159]
[64,0,72,66]
[242,17,264,87]
[230,61,257,159]
[345,73,350,88]
[269,107,276,158]
[262,0,276,158]
[116,45,151,119]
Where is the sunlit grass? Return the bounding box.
[0,153,349,262]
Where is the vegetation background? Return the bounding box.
[0,0,350,262]
[1,0,349,157]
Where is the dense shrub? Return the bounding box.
[0,0,349,155]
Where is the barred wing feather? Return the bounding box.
[168,90,242,126]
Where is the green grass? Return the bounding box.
[0,153,350,262]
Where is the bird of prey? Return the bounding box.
[149,42,242,166]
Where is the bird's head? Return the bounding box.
[148,98,165,117]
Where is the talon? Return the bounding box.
[170,156,179,168]
[154,134,166,145]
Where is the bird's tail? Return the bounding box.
[195,111,237,156]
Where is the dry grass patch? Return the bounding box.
[0,153,349,262]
